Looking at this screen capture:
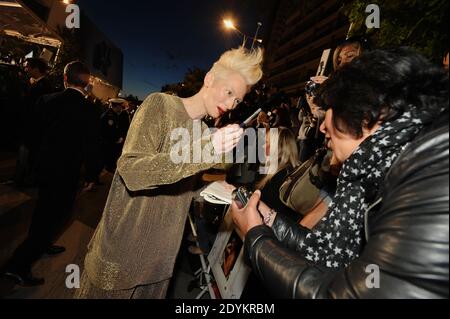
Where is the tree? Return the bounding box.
[342,0,449,63]
[161,67,206,97]
[124,94,140,104]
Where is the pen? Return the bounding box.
[240,108,262,128]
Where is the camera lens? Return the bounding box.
[305,81,320,97]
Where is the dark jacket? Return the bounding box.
[100,109,129,145]
[34,88,100,185]
[22,77,54,146]
[244,112,449,299]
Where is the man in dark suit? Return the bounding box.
[3,61,100,286]
[14,58,54,187]
[23,58,53,105]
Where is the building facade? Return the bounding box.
[264,0,350,95]
[1,0,123,101]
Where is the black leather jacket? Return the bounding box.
[244,113,449,299]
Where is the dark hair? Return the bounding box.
[26,58,48,74]
[64,61,91,87]
[318,48,449,138]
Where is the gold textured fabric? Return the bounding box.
[82,93,216,292]
[74,271,170,299]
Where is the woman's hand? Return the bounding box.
[310,75,328,85]
[231,190,263,239]
[306,76,328,118]
[306,94,324,119]
[211,124,244,154]
[231,191,277,239]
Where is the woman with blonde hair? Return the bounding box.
[332,37,369,71]
[257,127,300,220]
[76,47,264,299]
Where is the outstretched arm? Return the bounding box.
[117,94,243,192]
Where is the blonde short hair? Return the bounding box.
[210,46,264,86]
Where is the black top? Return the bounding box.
[260,166,301,222]
[100,109,130,144]
[22,77,54,146]
[33,88,100,185]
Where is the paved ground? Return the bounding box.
[0,152,212,299]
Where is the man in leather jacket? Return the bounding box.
[232,49,449,299]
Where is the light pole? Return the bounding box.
[251,22,262,50]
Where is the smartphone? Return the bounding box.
[232,187,265,223]
[232,187,253,208]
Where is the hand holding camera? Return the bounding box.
[232,187,253,209]
[305,76,328,119]
[305,76,328,97]
[231,189,263,238]
[231,188,277,238]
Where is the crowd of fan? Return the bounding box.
[0,57,139,190]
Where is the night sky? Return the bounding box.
[76,0,264,100]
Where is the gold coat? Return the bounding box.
[84,93,216,290]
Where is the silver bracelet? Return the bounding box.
[264,209,276,225]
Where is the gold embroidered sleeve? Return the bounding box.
[116,94,216,192]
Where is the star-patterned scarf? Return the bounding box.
[299,105,443,269]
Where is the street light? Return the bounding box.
[223,19,235,30]
[223,19,263,49]
[223,19,247,47]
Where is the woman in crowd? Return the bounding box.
[257,127,300,221]
[76,47,263,299]
[306,37,370,118]
[232,48,449,298]
[333,36,369,70]
[299,37,370,162]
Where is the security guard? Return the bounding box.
[100,98,129,172]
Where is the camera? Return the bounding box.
[232,186,253,208]
[305,80,320,97]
